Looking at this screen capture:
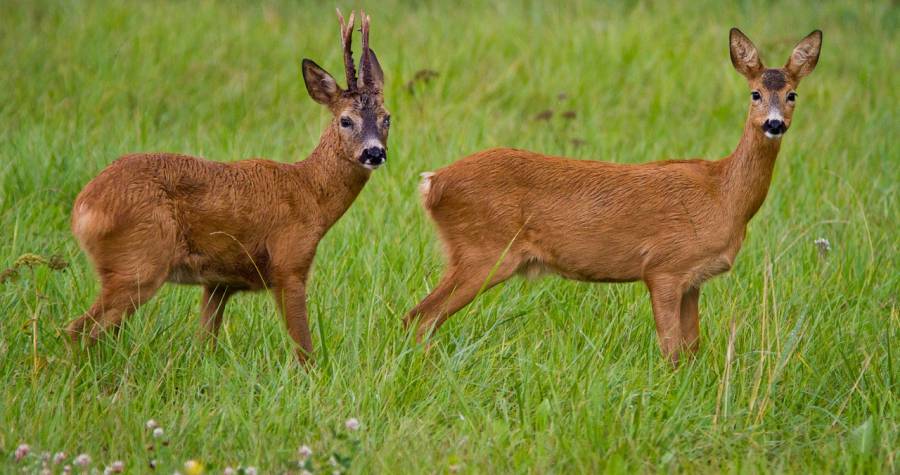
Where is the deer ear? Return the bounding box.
[785,30,822,80]
[364,49,385,92]
[302,59,341,106]
[729,28,764,79]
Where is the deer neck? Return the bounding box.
[721,117,782,224]
[295,125,372,229]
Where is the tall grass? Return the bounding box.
[1,0,896,473]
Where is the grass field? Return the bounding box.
[1,0,897,473]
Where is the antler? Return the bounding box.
[336,9,357,91]
[359,11,376,90]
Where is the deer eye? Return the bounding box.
[751,91,762,101]
[383,116,391,128]
[340,117,353,128]
[786,92,797,102]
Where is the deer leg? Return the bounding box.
[272,277,313,366]
[67,270,165,344]
[406,258,518,343]
[679,286,701,356]
[403,267,458,328]
[199,285,234,341]
[646,276,685,366]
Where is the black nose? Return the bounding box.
[360,146,386,166]
[762,119,786,135]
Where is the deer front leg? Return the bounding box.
[199,285,234,343]
[272,277,313,366]
[680,286,701,356]
[646,276,685,366]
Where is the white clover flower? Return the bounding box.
[14,444,30,462]
[223,467,235,475]
[62,465,73,474]
[74,453,91,468]
[298,444,313,460]
[245,467,258,475]
[110,460,125,473]
[146,419,159,430]
[345,417,360,431]
[153,427,165,439]
[53,452,67,465]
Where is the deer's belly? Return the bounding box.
[167,255,268,290]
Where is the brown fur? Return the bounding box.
[68,11,390,365]
[405,28,822,365]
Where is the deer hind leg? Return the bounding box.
[405,254,521,343]
[67,268,166,344]
[199,285,234,342]
[68,215,175,345]
[679,286,701,356]
[646,275,687,366]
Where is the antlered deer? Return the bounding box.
[406,28,822,365]
[68,10,391,364]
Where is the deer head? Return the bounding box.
[302,10,391,169]
[730,28,822,139]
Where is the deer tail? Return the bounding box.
[419,171,443,210]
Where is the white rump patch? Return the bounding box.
[419,172,435,196]
[72,203,97,237]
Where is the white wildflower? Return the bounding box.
[298,444,313,460]
[345,417,360,431]
[14,444,30,462]
[814,237,831,257]
[74,453,91,468]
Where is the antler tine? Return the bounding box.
[359,11,375,90]
[336,8,357,91]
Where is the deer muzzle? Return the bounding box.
[360,146,386,169]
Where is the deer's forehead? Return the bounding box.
[338,92,384,113]
[758,69,790,91]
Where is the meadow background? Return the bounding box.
[1,0,897,473]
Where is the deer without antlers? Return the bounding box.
[406,28,822,365]
[68,10,391,364]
